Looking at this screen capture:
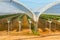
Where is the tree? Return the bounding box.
[22,15,29,29]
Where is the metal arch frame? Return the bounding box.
[0,0,36,20]
[37,1,60,20]
[12,0,36,20]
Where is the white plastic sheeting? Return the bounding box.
[0,0,35,19]
[37,1,60,19]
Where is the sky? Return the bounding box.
[19,0,57,11]
[18,0,60,15]
[45,3,60,14]
[0,0,60,15]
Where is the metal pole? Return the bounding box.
[29,21,31,31]
[19,21,21,32]
[33,16,38,32]
[49,22,51,31]
[34,22,38,32]
[55,21,56,31]
[48,21,52,33]
[57,20,60,31]
[7,21,10,35]
[11,21,12,31]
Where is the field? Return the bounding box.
[0,13,60,36]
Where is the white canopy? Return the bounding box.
[0,0,35,19]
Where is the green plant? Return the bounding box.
[31,23,39,35]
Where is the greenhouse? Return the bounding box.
[0,0,60,36]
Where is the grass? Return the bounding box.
[32,30,40,35]
[31,23,40,35]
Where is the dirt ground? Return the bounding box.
[0,30,60,40]
[0,34,60,40]
[0,29,60,40]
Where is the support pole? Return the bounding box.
[48,21,52,33]
[18,21,21,32]
[34,17,38,32]
[34,22,38,32]
[7,20,10,35]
